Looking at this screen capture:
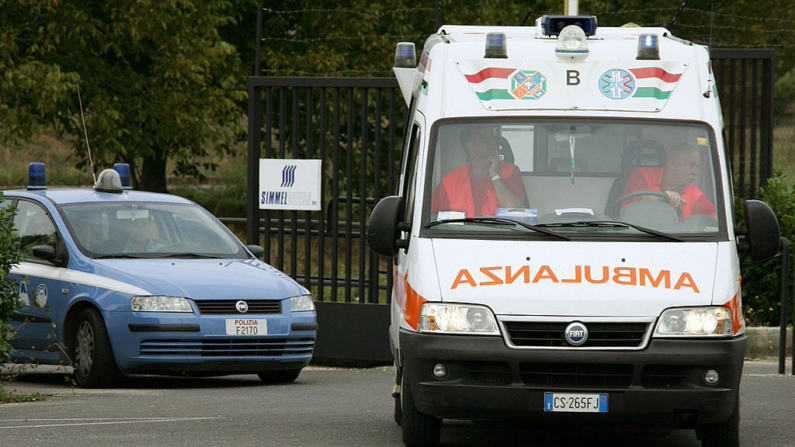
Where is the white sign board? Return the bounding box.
[259,159,322,211]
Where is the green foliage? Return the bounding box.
[0,0,248,192]
[0,193,21,365]
[736,173,795,326]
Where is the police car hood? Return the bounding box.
[432,240,718,317]
[93,258,305,300]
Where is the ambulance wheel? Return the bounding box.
[72,308,120,388]
[699,397,740,447]
[257,369,301,383]
[394,391,402,425]
[401,372,441,447]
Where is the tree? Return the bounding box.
[0,0,247,192]
[0,193,20,366]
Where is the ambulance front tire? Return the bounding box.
[699,397,740,447]
[257,369,301,383]
[401,371,441,447]
[71,308,120,388]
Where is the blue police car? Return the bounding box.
[2,163,317,388]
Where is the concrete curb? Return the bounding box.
[746,326,793,358]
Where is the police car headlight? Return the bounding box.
[654,307,732,337]
[131,296,193,313]
[419,303,500,335]
[290,295,315,312]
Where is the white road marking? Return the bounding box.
[0,416,222,429]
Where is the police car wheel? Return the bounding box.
[257,369,301,383]
[401,370,441,447]
[72,308,120,388]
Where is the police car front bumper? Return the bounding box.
[400,329,745,426]
[105,311,317,374]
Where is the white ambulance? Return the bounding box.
[367,16,780,447]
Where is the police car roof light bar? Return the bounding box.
[113,163,133,189]
[484,32,508,58]
[637,34,660,60]
[541,15,598,37]
[94,168,124,194]
[27,162,47,190]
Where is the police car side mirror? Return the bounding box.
[741,200,780,262]
[247,244,265,259]
[32,245,64,266]
[367,196,408,257]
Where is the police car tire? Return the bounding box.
[700,397,740,447]
[72,308,120,388]
[401,372,441,447]
[257,369,301,383]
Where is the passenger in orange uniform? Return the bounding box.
[431,126,525,217]
[622,143,716,221]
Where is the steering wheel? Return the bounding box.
[608,190,670,218]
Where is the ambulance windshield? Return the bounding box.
[60,202,247,258]
[424,119,724,239]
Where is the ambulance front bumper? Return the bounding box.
[400,329,745,426]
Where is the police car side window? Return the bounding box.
[14,200,59,262]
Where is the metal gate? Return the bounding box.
[245,50,774,362]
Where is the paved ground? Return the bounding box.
[0,360,793,447]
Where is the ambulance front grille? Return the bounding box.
[504,322,648,348]
[194,300,282,315]
[139,338,315,357]
[466,362,511,385]
[642,365,689,388]
[520,362,633,388]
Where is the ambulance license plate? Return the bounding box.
[544,393,608,413]
[225,319,267,336]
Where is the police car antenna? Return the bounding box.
[75,76,97,186]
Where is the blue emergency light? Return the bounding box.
[485,32,507,58]
[113,163,132,189]
[27,162,47,190]
[394,42,417,68]
[541,15,598,37]
[637,34,660,60]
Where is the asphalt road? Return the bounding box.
[0,361,793,447]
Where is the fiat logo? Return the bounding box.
[235,301,249,314]
[564,322,588,346]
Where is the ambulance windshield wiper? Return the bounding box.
[535,220,685,242]
[425,217,570,240]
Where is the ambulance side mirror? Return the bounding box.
[741,200,780,262]
[367,196,409,257]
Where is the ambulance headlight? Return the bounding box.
[419,303,500,335]
[131,296,193,313]
[654,307,732,337]
[291,295,315,312]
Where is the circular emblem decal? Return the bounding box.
[235,300,249,314]
[564,322,588,346]
[599,68,636,100]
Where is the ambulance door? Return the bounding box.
[9,199,65,353]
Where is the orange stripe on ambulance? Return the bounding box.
[451,265,700,293]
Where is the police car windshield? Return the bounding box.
[424,118,725,240]
[60,202,247,259]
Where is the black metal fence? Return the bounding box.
[245,51,774,305]
[246,77,405,304]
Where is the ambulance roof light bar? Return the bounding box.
[484,32,507,58]
[555,25,589,59]
[637,34,660,60]
[394,42,417,68]
[540,15,597,37]
[27,162,47,190]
